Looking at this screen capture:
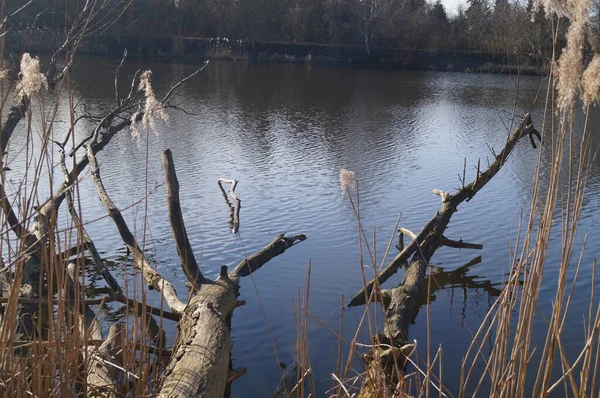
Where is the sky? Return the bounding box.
[442,0,467,15]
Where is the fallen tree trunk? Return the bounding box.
[88,147,305,397]
[351,114,540,386]
[157,152,305,397]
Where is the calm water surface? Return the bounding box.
[7,58,600,396]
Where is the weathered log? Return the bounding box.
[153,150,305,397]
[158,267,238,397]
[80,147,306,397]
[157,234,305,397]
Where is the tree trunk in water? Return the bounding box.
[350,115,541,390]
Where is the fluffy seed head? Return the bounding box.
[340,169,357,195]
[582,55,600,107]
[556,20,586,111]
[131,70,168,143]
[15,53,48,99]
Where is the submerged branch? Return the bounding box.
[218,178,241,233]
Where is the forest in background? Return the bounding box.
[4,0,577,60]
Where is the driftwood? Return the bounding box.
[350,115,540,381]
[218,178,241,233]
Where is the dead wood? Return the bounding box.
[163,149,207,291]
[352,115,540,384]
[82,146,305,397]
[0,46,304,398]
[349,114,539,307]
[87,145,186,315]
[67,263,119,398]
[155,152,305,397]
[273,360,300,398]
[157,227,304,398]
[218,178,241,233]
[230,233,307,280]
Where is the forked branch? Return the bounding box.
[349,113,540,307]
[87,145,185,314]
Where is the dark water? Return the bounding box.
[6,58,600,396]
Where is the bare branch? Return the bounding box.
[60,148,122,294]
[114,48,128,106]
[218,178,240,233]
[162,149,206,292]
[162,61,209,105]
[348,114,540,307]
[229,233,307,281]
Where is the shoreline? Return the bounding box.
[9,32,547,75]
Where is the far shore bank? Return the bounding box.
[9,32,548,75]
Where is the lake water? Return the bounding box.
[6,58,600,396]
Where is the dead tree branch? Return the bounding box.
[230,233,307,280]
[87,146,186,314]
[218,178,241,233]
[163,149,206,292]
[353,114,540,388]
[349,114,539,308]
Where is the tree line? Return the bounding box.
[4,0,579,59]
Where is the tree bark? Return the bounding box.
[157,234,305,397]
